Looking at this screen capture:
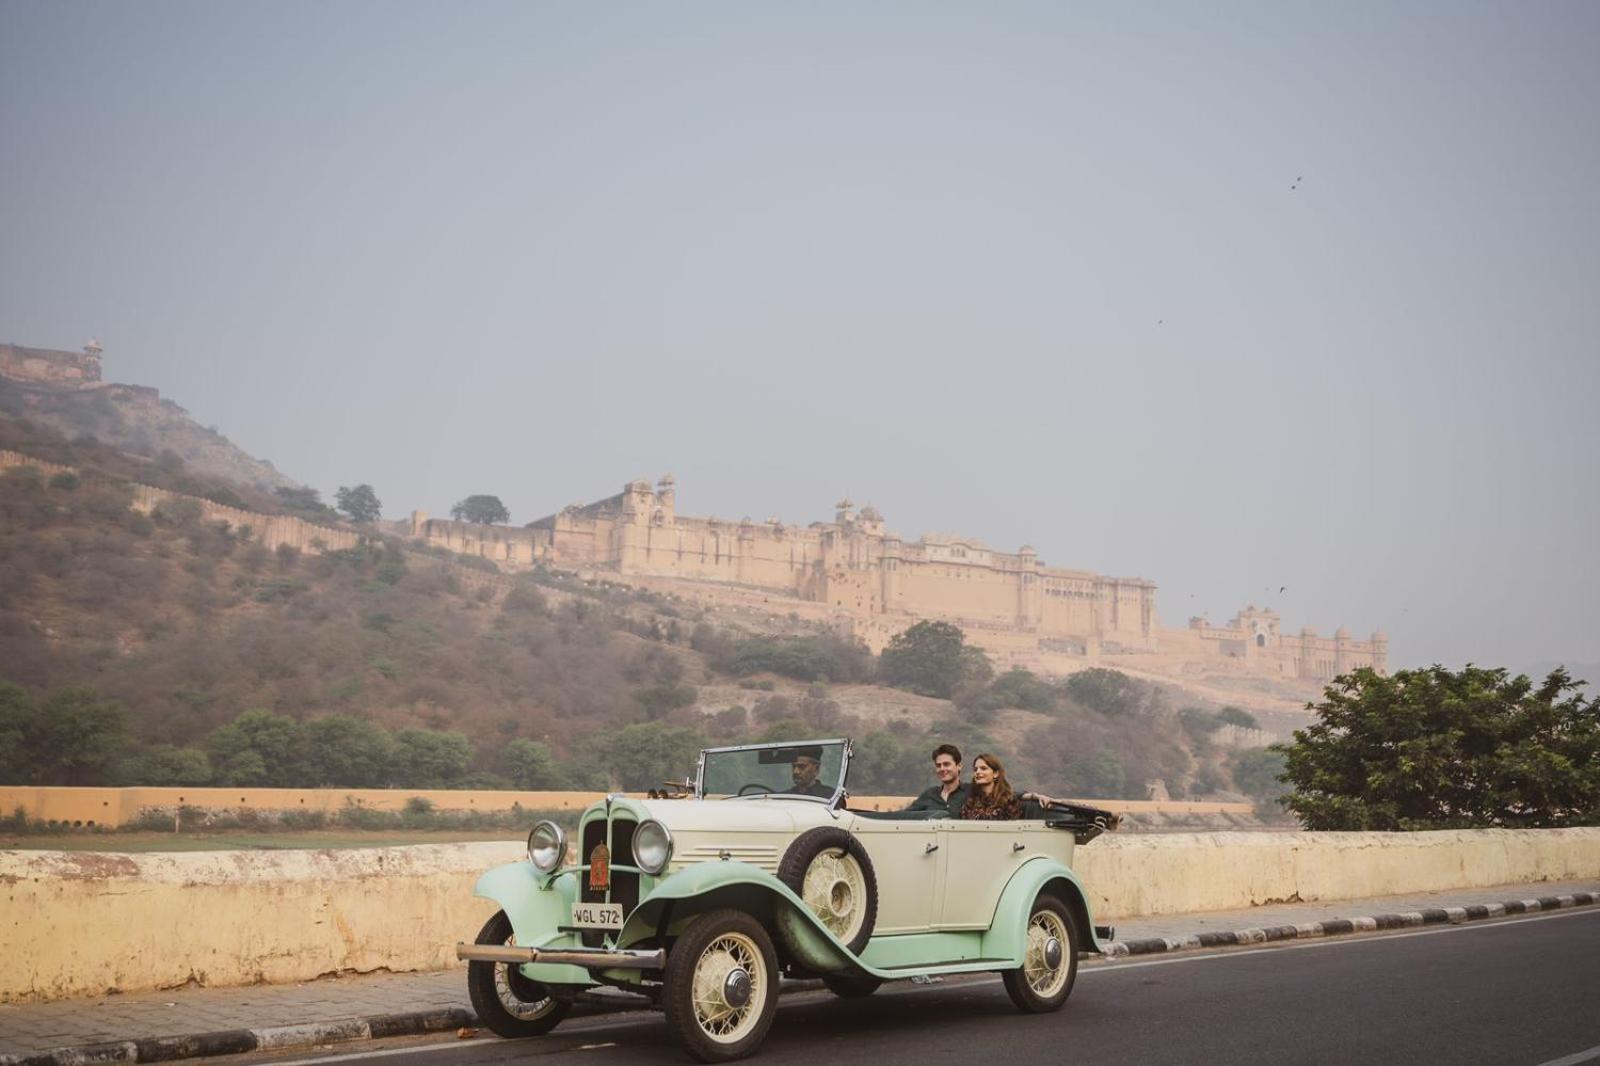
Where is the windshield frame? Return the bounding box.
[694,737,853,804]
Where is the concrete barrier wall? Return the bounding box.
[1074,827,1600,920]
[4,828,1596,1003]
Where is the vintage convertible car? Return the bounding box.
[455,738,1119,1062]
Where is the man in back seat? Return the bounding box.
[904,743,1063,817]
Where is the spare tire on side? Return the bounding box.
[775,826,878,956]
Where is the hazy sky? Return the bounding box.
[2,1,1596,673]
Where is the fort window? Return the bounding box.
[1256,634,1266,647]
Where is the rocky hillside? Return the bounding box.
[0,373,297,493]
[0,454,1284,804]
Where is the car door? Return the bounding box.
[935,820,1030,928]
[848,817,943,934]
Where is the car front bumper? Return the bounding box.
[455,943,665,970]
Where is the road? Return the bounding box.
[254,909,1600,1066]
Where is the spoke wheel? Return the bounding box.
[776,827,878,954]
[665,909,779,1063]
[1002,894,1079,1013]
[800,849,869,944]
[466,911,571,1038]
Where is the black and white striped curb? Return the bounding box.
[0,1008,476,1066]
[1100,890,1599,959]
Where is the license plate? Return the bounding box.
[571,902,624,931]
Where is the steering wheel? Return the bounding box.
[737,782,775,796]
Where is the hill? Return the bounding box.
[0,345,296,493]
[0,451,1282,805]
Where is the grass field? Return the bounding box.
[0,829,528,852]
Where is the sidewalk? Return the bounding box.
[2,879,1595,1065]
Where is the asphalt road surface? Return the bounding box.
[254,908,1600,1066]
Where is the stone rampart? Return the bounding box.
[0,450,365,556]
[2,828,1595,1003]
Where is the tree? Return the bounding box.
[7,687,129,785]
[391,728,473,788]
[0,683,37,784]
[123,745,213,786]
[302,715,394,787]
[335,484,382,524]
[878,621,972,699]
[594,723,704,790]
[1063,668,1144,716]
[847,731,928,795]
[451,495,510,525]
[1279,666,1600,830]
[275,486,339,521]
[503,738,557,789]
[1231,747,1286,801]
[1217,706,1259,730]
[986,668,1057,712]
[209,709,305,786]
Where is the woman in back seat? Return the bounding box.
[959,752,1024,820]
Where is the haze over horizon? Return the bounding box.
[2,2,1596,676]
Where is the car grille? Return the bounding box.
[579,814,639,947]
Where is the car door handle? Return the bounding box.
[1012,842,1026,852]
[925,842,939,854]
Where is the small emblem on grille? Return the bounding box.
[588,843,611,891]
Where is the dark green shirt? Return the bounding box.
[906,782,968,817]
[906,781,1043,818]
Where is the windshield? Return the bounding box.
[698,739,850,801]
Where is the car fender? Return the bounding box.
[980,856,1106,962]
[619,860,857,974]
[470,860,593,985]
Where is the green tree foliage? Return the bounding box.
[1279,666,1600,830]
[274,486,339,521]
[1231,747,1286,801]
[0,686,128,785]
[985,668,1057,712]
[1063,668,1144,715]
[122,745,214,786]
[847,731,929,795]
[391,729,473,788]
[710,633,875,683]
[1062,751,1127,797]
[1217,706,1259,729]
[503,738,557,789]
[302,715,394,787]
[209,709,305,786]
[450,495,510,525]
[878,621,978,698]
[592,723,704,790]
[335,484,382,524]
[631,683,698,719]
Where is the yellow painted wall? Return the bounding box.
[0,788,624,828]
[0,788,1254,828]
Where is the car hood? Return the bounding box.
[628,797,835,834]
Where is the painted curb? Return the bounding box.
[1099,890,1598,959]
[5,892,1594,1066]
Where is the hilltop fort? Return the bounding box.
[412,477,1386,693]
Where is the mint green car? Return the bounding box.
[455,738,1118,1062]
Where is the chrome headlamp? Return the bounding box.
[632,819,673,875]
[527,820,566,873]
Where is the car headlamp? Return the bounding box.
[527,820,566,873]
[632,819,673,875]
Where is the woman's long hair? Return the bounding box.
[972,752,1016,810]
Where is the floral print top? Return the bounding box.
[959,789,1022,820]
